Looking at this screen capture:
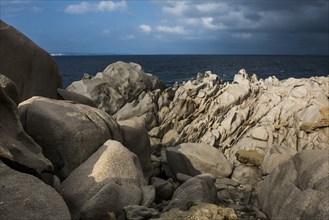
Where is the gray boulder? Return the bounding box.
[0,87,53,174]
[163,174,217,212]
[67,61,166,114]
[0,20,61,102]
[0,73,19,105]
[18,96,122,179]
[165,143,233,179]
[0,161,70,220]
[59,140,152,220]
[118,118,153,178]
[257,150,329,220]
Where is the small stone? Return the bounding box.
[235,150,265,167]
[300,121,329,132]
[274,120,289,129]
[250,127,268,141]
[197,90,206,98]
[162,129,179,147]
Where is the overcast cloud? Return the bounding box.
[0,0,328,54]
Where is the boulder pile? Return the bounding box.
[1,20,328,220]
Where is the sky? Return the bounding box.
[1,0,328,55]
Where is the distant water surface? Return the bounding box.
[54,55,329,88]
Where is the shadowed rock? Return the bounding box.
[0,20,61,102]
[0,87,53,174]
[0,74,19,105]
[0,161,70,220]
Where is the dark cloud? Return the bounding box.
[158,0,328,54]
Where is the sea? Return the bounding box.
[53,55,329,88]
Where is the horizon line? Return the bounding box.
[50,53,329,57]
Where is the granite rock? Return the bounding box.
[59,140,151,220]
[18,97,122,179]
[0,20,61,102]
[0,161,70,220]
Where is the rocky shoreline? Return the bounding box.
[1,20,329,220]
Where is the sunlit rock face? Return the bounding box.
[59,140,153,220]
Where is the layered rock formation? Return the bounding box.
[65,63,328,219]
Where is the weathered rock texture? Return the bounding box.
[148,70,328,169]
[0,87,53,174]
[0,161,70,220]
[59,140,153,220]
[67,61,165,115]
[66,63,328,219]
[257,150,329,220]
[0,20,61,102]
[18,97,122,179]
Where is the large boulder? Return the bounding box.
[0,161,70,220]
[18,97,122,179]
[0,20,61,102]
[59,140,153,220]
[257,150,329,219]
[165,143,233,179]
[67,61,166,114]
[0,87,53,174]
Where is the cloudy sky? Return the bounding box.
[1,0,328,55]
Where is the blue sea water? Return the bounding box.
[54,55,329,88]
